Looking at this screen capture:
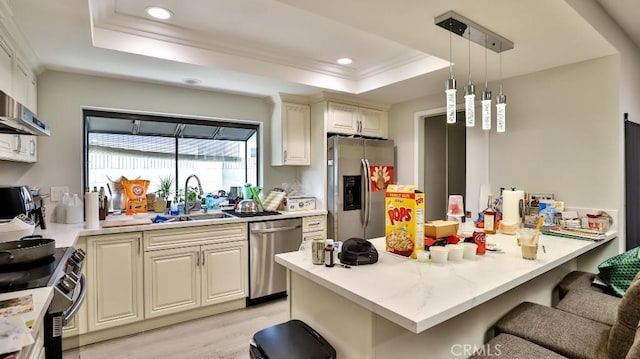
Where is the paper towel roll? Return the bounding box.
[502,190,525,225]
[85,192,100,229]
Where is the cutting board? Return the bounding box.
[262,191,286,212]
[101,218,153,228]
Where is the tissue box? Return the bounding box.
[424,220,459,239]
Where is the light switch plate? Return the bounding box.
[50,186,69,202]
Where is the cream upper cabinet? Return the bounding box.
[272,101,310,166]
[327,102,359,134]
[14,135,37,162]
[327,102,388,139]
[0,25,37,112]
[359,107,388,138]
[0,133,36,162]
[0,29,13,95]
[0,134,19,161]
[13,57,30,107]
[86,232,144,332]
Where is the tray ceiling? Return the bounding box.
[5,0,619,104]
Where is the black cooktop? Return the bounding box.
[0,247,68,294]
[223,210,282,218]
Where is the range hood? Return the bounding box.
[0,90,50,136]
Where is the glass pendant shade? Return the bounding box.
[446,77,457,124]
[481,90,492,130]
[464,83,475,127]
[496,93,506,133]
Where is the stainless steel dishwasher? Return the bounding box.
[248,218,302,304]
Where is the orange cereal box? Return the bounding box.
[385,185,425,258]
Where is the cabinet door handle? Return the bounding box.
[138,239,141,254]
[196,251,200,267]
[29,139,35,156]
[13,135,21,153]
[201,250,205,265]
[284,150,287,162]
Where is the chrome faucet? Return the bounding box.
[184,174,204,214]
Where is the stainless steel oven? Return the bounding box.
[45,247,86,359]
[0,245,86,359]
[248,218,302,304]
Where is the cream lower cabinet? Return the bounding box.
[86,232,144,332]
[302,215,326,241]
[143,223,248,319]
[144,247,200,318]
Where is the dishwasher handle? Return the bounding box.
[250,224,302,235]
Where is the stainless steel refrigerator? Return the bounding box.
[327,136,395,241]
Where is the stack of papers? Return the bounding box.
[542,227,606,241]
[0,295,35,356]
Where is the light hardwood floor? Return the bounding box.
[63,299,288,359]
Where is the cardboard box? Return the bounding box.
[385,185,425,258]
[424,220,459,239]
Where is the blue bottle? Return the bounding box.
[205,193,214,210]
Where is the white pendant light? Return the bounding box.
[464,27,475,127]
[496,45,506,133]
[435,11,513,131]
[481,34,492,131]
[445,21,457,124]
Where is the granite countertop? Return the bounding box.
[36,209,327,248]
[275,229,617,334]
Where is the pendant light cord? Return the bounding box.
[449,21,453,78]
[468,27,471,83]
[499,43,503,93]
[484,34,488,89]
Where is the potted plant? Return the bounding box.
[153,175,173,213]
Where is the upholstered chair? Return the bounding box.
[493,272,640,359]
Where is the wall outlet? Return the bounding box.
[50,186,69,202]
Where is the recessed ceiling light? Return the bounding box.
[183,78,201,85]
[337,58,353,65]
[146,6,173,20]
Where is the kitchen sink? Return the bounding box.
[171,212,235,221]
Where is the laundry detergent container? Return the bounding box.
[249,320,336,359]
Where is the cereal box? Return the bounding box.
[385,185,425,258]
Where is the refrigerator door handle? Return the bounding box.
[361,158,368,228]
[364,159,372,227]
[362,158,371,228]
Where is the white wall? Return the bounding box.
[565,0,640,252]
[489,56,619,209]
[390,55,620,223]
[0,71,299,197]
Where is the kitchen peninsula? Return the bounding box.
[275,230,617,359]
[25,209,326,350]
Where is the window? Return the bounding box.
[83,110,259,201]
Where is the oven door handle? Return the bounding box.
[63,274,87,326]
